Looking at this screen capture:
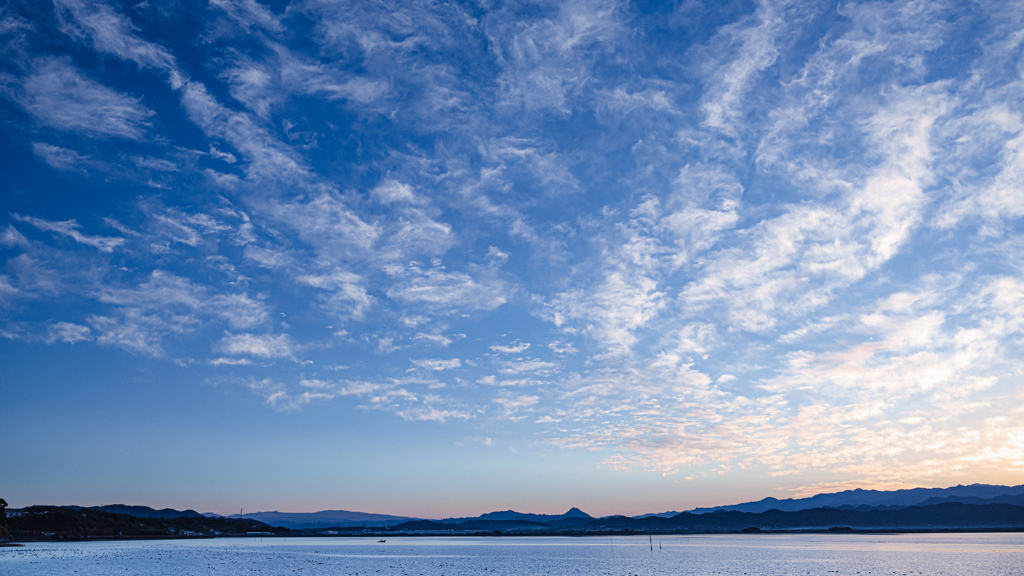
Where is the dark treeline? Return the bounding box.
[6,506,289,539]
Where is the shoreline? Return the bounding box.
[7,527,1024,543]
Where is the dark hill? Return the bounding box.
[229,509,418,528]
[585,503,1024,531]
[7,506,288,539]
[439,508,593,524]
[914,493,1024,508]
[83,505,205,519]
[688,484,1024,514]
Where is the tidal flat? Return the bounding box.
[1,533,1021,576]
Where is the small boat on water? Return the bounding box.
[377,539,386,543]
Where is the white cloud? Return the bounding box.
[297,270,372,320]
[395,405,469,423]
[362,334,399,354]
[547,340,578,355]
[0,275,20,304]
[410,358,462,371]
[544,270,664,356]
[130,155,178,172]
[149,209,231,248]
[209,145,237,164]
[209,0,284,33]
[88,312,171,356]
[386,266,509,312]
[208,357,252,366]
[490,341,530,353]
[54,0,177,70]
[179,78,309,180]
[673,323,716,357]
[414,332,453,347]
[5,254,63,296]
[32,142,89,171]
[17,58,154,139]
[380,208,455,259]
[96,271,202,310]
[209,293,269,329]
[240,377,337,412]
[217,332,298,359]
[660,164,743,266]
[681,83,950,333]
[371,179,420,205]
[44,322,92,344]
[498,358,557,375]
[1,225,30,249]
[308,75,389,104]
[599,85,676,116]
[243,244,292,269]
[79,271,271,355]
[271,192,380,260]
[491,0,624,112]
[493,392,540,420]
[484,138,580,196]
[936,118,1024,230]
[220,42,389,118]
[14,214,124,252]
[698,0,792,136]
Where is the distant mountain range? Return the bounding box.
[223,510,420,529]
[683,483,1024,515]
[635,510,682,519]
[437,508,592,524]
[35,483,1024,532]
[585,502,1024,532]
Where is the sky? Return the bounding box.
[2,0,1024,519]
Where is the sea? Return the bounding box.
[1,533,1021,575]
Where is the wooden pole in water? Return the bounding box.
[649,535,652,550]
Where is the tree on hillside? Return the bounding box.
[0,498,8,537]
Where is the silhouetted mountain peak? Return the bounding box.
[442,508,594,524]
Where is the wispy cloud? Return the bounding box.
[53,0,176,70]
[217,332,298,360]
[411,358,462,371]
[497,358,557,375]
[386,265,509,312]
[44,322,91,344]
[490,341,530,354]
[297,270,372,320]
[16,57,154,139]
[14,214,124,252]
[32,142,89,171]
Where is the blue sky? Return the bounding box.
[2,0,1024,518]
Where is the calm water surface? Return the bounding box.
[1,534,1021,575]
